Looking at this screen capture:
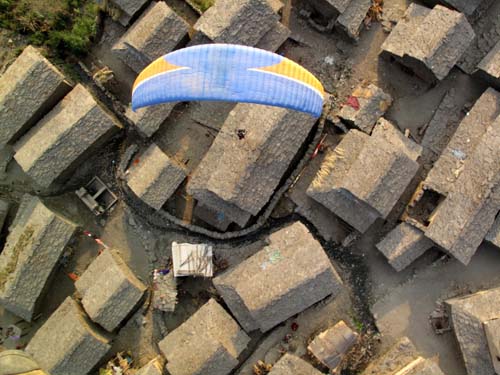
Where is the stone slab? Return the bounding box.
[420,89,471,166]
[307,0,342,19]
[214,222,343,332]
[458,0,500,73]
[267,0,284,14]
[484,318,500,375]
[345,136,418,217]
[25,297,111,375]
[290,185,349,243]
[381,4,475,81]
[0,197,76,321]
[447,0,490,17]
[9,194,39,230]
[445,287,500,375]
[361,337,418,375]
[287,143,350,243]
[102,0,148,26]
[136,356,163,375]
[255,21,291,52]
[127,144,187,210]
[75,249,146,332]
[0,199,9,232]
[126,103,175,138]
[14,84,119,189]
[307,129,419,233]
[193,0,278,46]
[112,1,189,73]
[193,203,233,232]
[335,0,372,41]
[309,0,353,19]
[307,130,378,233]
[325,0,352,13]
[424,87,500,195]
[425,117,500,265]
[188,101,235,131]
[404,5,475,81]
[338,84,392,134]
[192,192,253,229]
[187,31,213,47]
[478,40,500,89]
[380,4,432,60]
[0,46,71,147]
[372,118,422,162]
[485,214,500,249]
[429,0,494,21]
[308,320,358,370]
[187,104,316,226]
[159,298,250,375]
[268,354,323,375]
[376,223,434,272]
[400,357,445,375]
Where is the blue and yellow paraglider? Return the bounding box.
[132,44,325,118]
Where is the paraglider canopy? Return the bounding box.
[132,44,325,118]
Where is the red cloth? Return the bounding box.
[345,95,360,110]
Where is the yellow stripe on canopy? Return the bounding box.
[256,59,324,96]
[133,57,185,92]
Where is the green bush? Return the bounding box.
[0,0,15,29]
[0,0,98,57]
[47,3,98,55]
[191,0,214,12]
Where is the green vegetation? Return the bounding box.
[190,0,214,12]
[351,314,365,332]
[0,226,34,292]
[0,0,98,57]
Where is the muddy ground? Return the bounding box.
[0,1,499,374]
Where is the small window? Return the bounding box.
[407,188,446,227]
